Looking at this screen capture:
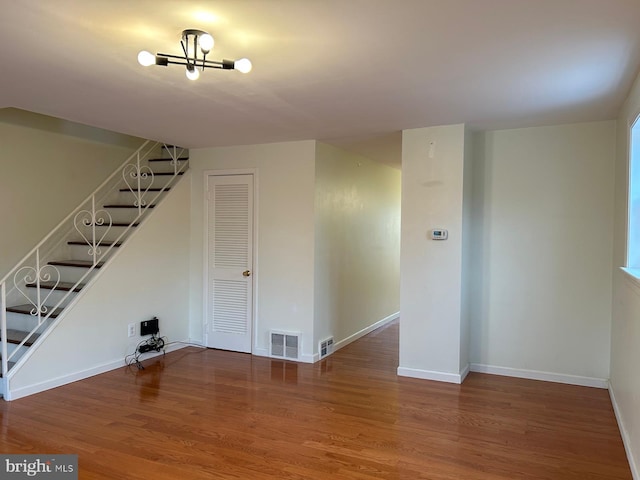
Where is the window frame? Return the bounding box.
[623,112,640,284]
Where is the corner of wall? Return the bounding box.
[460,126,474,371]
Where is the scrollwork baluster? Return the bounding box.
[166,144,186,176]
[13,250,60,324]
[123,158,154,217]
[74,196,113,266]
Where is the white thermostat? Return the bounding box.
[431,229,448,240]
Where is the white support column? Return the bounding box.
[398,124,469,383]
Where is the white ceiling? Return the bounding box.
[1,0,639,167]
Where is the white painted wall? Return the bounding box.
[314,142,400,354]
[0,108,142,278]
[399,124,467,382]
[611,70,640,477]
[8,174,191,397]
[188,141,316,361]
[470,121,615,381]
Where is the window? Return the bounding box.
[628,115,640,269]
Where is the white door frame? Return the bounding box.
[203,168,258,353]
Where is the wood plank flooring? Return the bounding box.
[0,320,631,479]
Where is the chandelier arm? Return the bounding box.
[165,59,189,67]
[164,58,225,69]
[158,53,228,68]
[180,39,191,66]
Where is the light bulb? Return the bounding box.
[186,65,200,80]
[137,50,156,67]
[199,34,214,54]
[234,58,252,73]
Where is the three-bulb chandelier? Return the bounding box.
[138,29,252,80]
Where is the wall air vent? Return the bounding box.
[319,336,334,359]
[270,331,300,360]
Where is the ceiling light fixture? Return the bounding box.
[138,29,252,80]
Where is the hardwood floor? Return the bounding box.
[0,320,631,479]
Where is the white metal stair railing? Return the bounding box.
[0,141,189,385]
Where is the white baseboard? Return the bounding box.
[460,363,470,382]
[253,347,269,358]
[299,354,315,364]
[6,343,187,401]
[609,384,639,480]
[334,311,399,352]
[469,363,609,389]
[397,366,466,384]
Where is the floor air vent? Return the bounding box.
[319,337,334,359]
[270,331,300,360]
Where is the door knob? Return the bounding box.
[243,270,251,277]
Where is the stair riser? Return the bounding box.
[100,186,168,206]
[101,209,145,225]
[18,289,77,310]
[147,163,188,174]
[5,312,54,334]
[115,190,168,205]
[67,244,118,262]
[3,342,35,369]
[73,225,135,244]
[124,167,185,178]
[47,265,97,284]
[119,176,177,190]
[6,343,28,360]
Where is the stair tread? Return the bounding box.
[67,240,122,247]
[119,188,168,193]
[103,204,156,209]
[152,172,185,176]
[148,157,189,162]
[89,222,139,227]
[49,260,104,269]
[25,281,84,292]
[1,329,41,347]
[6,304,63,319]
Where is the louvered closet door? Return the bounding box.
[206,174,253,352]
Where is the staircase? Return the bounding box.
[0,141,188,396]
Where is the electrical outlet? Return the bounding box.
[128,323,136,338]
